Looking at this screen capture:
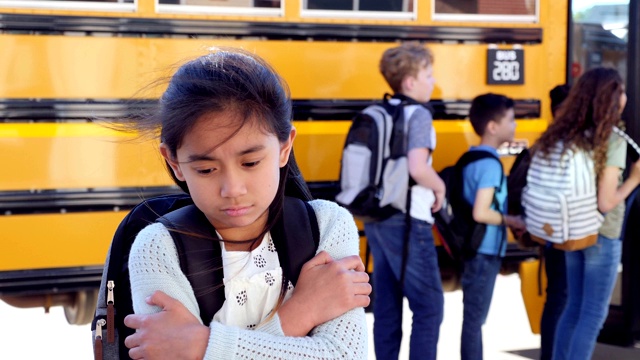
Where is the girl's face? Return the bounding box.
[161,111,295,242]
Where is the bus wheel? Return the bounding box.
[64,290,98,325]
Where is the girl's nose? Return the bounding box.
[220,169,247,198]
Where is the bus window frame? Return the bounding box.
[300,0,416,20]
[431,0,540,23]
[0,0,136,12]
[300,9,415,20]
[156,1,283,17]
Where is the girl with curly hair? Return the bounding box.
[537,67,640,360]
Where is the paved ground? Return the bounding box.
[1,273,638,359]
[367,273,640,359]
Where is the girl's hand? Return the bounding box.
[629,158,640,183]
[278,251,371,336]
[506,215,526,233]
[124,291,209,360]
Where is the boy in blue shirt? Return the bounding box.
[460,93,525,360]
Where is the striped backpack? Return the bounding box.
[522,142,603,251]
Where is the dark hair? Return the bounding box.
[468,93,514,136]
[158,48,311,206]
[549,84,571,117]
[379,42,433,93]
[536,67,625,177]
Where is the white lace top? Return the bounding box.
[129,199,367,360]
[213,233,293,329]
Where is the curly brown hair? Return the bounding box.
[535,67,625,177]
[379,42,433,93]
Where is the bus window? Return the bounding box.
[305,0,412,12]
[570,1,629,83]
[433,0,538,22]
[0,0,134,10]
[158,0,281,8]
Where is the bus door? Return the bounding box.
[569,0,640,347]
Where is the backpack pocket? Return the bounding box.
[336,144,372,205]
[565,191,604,240]
[523,185,603,248]
[522,185,568,244]
[379,156,409,212]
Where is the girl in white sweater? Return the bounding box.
[122,48,370,359]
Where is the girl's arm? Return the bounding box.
[202,200,368,359]
[276,251,370,336]
[598,160,640,213]
[126,201,369,360]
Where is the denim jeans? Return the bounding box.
[365,213,444,360]
[540,246,567,360]
[552,235,622,360]
[460,253,502,360]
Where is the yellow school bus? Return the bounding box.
[1,0,638,345]
[0,0,563,325]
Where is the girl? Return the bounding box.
[122,48,370,359]
[533,67,640,360]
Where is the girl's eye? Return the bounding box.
[196,168,215,175]
[244,161,260,168]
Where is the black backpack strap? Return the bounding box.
[457,150,506,254]
[158,205,225,326]
[456,151,504,205]
[271,196,320,286]
[94,193,193,360]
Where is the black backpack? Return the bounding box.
[506,148,536,249]
[335,94,419,223]
[434,151,504,264]
[91,194,319,360]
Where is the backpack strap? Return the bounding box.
[456,150,506,254]
[271,196,320,286]
[158,205,225,326]
[93,193,193,360]
[158,196,320,325]
[456,150,505,211]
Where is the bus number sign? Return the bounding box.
[487,49,524,85]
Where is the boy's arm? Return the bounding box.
[472,187,502,225]
[408,147,445,210]
[472,187,524,229]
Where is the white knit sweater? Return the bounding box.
[129,199,368,360]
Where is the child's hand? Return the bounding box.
[278,251,371,336]
[124,291,209,360]
[432,189,445,212]
[506,215,526,233]
[629,158,640,182]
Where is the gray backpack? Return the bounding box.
[335,95,420,222]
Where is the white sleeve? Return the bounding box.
[129,222,202,321]
[130,203,368,360]
[203,199,368,360]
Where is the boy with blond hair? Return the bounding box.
[366,42,445,360]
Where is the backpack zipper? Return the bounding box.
[94,319,106,360]
[107,280,115,343]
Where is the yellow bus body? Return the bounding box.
[0,0,566,330]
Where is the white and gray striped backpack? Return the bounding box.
[522,141,603,251]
